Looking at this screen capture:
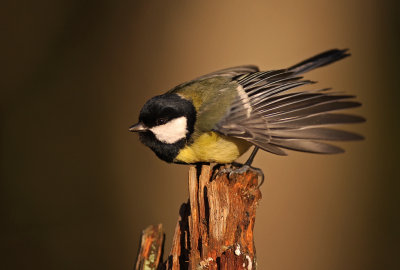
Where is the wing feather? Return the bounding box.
[270,139,345,154]
[194,65,259,81]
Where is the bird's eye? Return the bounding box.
[156,118,168,125]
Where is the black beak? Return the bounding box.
[129,122,148,132]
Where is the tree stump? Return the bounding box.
[134,164,262,270]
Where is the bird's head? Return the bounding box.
[129,93,196,162]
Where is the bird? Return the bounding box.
[129,49,364,170]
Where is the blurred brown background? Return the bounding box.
[1,0,399,269]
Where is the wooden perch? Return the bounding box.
[135,164,262,270]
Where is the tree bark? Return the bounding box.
[135,164,262,270]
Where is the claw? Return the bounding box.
[229,164,265,188]
[212,163,265,188]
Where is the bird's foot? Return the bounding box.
[215,163,264,188]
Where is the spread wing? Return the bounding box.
[213,49,364,155]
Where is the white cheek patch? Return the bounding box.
[150,116,188,144]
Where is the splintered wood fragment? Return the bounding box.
[188,166,201,266]
[198,165,212,257]
[135,224,164,270]
[168,218,181,269]
[165,203,190,270]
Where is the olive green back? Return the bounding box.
[168,77,239,136]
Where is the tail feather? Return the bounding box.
[288,49,350,75]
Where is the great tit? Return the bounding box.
[129,49,364,166]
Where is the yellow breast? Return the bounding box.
[175,132,251,164]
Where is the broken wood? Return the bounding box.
[135,164,262,270]
[135,224,164,270]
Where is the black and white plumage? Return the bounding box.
[130,49,364,164]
